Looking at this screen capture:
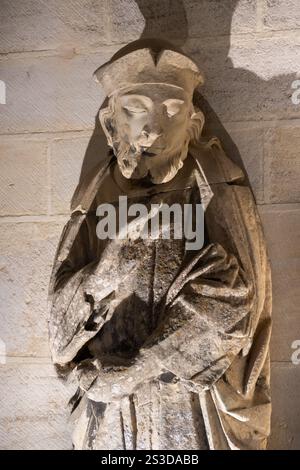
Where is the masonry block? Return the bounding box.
[262,0,300,32]
[0,139,47,216]
[51,136,91,214]
[268,363,300,450]
[0,222,65,358]
[186,0,256,37]
[259,205,300,362]
[0,0,109,54]
[0,49,117,134]
[264,126,300,204]
[186,36,300,122]
[0,363,72,449]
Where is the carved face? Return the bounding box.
[100,84,204,183]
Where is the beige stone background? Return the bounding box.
[0,0,300,449]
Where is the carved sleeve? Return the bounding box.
[48,212,111,365]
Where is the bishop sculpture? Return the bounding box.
[49,43,272,450]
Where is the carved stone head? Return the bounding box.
[94,47,204,183]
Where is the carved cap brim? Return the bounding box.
[93,47,204,97]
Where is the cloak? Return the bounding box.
[49,138,272,450]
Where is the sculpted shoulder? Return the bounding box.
[189,138,245,185]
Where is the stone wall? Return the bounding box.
[0,0,299,449]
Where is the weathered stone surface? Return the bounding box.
[0,222,65,358]
[259,205,300,362]
[185,36,300,122]
[0,139,48,216]
[108,0,256,45]
[49,45,272,450]
[0,49,117,134]
[268,363,300,450]
[186,0,257,37]
[108,0,145,43]
[262,0,300,32]
[0,0,299,452]
[0,363,72,450]
[224,126,264,203]
[264,126,300,204]
[51,136,91,214]
[0,0,109,54]
[0,0,258,54]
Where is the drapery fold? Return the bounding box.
[49,139,271,450]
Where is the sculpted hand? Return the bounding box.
[73,353,165,402]
[74,352,205,403]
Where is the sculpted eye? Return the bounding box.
[122,105,147,114]
[163,99,185,118]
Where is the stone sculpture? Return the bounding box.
[49,43,272,450]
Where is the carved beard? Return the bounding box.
[111,133,191,184]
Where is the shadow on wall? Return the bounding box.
[73,0,297,204]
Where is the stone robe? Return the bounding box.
[49,138,272,450]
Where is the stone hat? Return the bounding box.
[93,47,204,98]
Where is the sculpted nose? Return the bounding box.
[141,125,162,146]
